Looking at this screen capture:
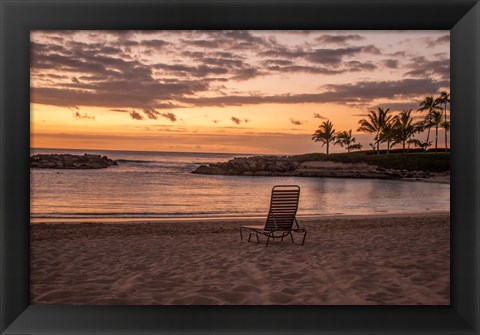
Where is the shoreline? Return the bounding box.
[30,211,450,224]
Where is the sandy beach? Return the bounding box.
[30,213,450,305]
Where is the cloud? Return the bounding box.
[290,118,305,125]
[435,34,450,44]
[345,61,377,71]
[404,56,449,80]
[261,44,382,67]
[159,112,177,122]
[262,59,294,66]
[382,59,399,69]
[231,116,242,124]
[306,47,365,65]
[316,34,364,44]
[143,107,160,120]
[140,108,178,121]
[425,34,450,47]
[130,110,144,120]
[31,36,211,110]
[296,45,381,66]
[154,63,229,77]
[176,78,449,107]
[231,67,262,81]
[181,30,274,51]
[141,39,170,48]
[31,31,450,115]
[321,78,449,100]
[370,102,419,112]
[265,64,346,75]
[265,60,377,76]
[73,112,95,120]
[260,46,307,59]
[361,45,382,55]
[313,113,327,119]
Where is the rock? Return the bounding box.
[191,155,299,175]
[190,155,434,181]
[191,165,226,175]
[30,154,117,169]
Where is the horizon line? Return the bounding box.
[30,147,266,157]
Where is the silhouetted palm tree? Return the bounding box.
[430,110,444,152]
[381,120,397,154]
[335,130,362,153]
[392,109,417,153]
[417,96,441,150]
[441,119,450,150]
[408,138,432,151]
[312,120,336,154]
[436,91,450,152]
[357,108,392,154]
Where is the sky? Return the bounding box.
[30,30,450,154]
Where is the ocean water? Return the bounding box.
[30,148,450,220]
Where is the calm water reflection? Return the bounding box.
[31,149,450,219]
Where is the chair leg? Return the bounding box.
[290,232,294,244]
[248,232,252,243]
[240,228,243,241]
[265,232,272,247]
[301,230,307,246]
[256,233,259,244]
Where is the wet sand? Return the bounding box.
[30,213,450,305]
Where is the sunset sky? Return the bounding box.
[31,30,450,154]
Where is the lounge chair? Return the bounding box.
[240,185,307,246]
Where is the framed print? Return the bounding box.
[1,0,479,334]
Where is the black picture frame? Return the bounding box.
[1,0,479,334]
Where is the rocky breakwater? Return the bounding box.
[192,155,432,180]
[192,156,299,176]
[30,154,118,169]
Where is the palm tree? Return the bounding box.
[430,110,444,152]
[442,120,450,133]
[408,138,432,151]
[357,107,393,154]
[441,119,450,151]
[392,109,417,153]
[380,120,396,154]
[436,91,450,152]
[335,130,362,153]
[348,143,363,151]
[415,117,435,151]
[417,96,441,150]
[312,120,336,154]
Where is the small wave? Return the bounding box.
[30,210,258,218]
[190,162,212,166]
[116,159,159,163]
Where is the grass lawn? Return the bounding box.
[291,151,450,172]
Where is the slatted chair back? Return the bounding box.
[264,185,300,231]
